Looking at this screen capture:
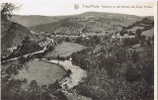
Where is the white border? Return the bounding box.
[0,1,158,100]
[154,1,158,100]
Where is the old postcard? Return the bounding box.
[0,0,157,100]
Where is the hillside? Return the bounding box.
[30,12,142,35]
[125,16,154,30]
[1,19,34,57]
[120,16,154,38]
[11,15,67,27]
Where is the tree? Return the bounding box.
[1,3,17,20]
[19,36,42,55]
[22,36,31,45]
[135,29,142,39]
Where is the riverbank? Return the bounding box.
[43,59,87,90]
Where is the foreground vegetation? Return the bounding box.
[70,20,154,100]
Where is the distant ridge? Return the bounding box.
[29,12,143,35]
[11,15,67,27]
[11,12,144,28]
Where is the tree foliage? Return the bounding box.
[1,3,17,20]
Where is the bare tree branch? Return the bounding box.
[1,3,18,20]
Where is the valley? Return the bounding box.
[1,10,154,100]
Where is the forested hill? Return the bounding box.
[13,12,142,35]
[120,16,154,38]
[1,18,34,57]
[11,15,67,27]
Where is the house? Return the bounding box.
[112,33,135,40]
[7,46,17,52]
[38,37,56,48]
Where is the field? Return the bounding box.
[45,42,87,58]
[15,59,66,86]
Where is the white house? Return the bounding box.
[7,46,17,52]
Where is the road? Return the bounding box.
[2,46,47,63]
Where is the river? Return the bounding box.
[43,59,87,90]
[14,58,87,91]
[5,54,89,99]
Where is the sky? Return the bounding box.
[0,0,157,16]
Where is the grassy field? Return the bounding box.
[14,59,66,86]
[45,42,87,58]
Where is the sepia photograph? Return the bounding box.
[0,0,157,100]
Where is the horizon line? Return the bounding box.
[13,11,153,17]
